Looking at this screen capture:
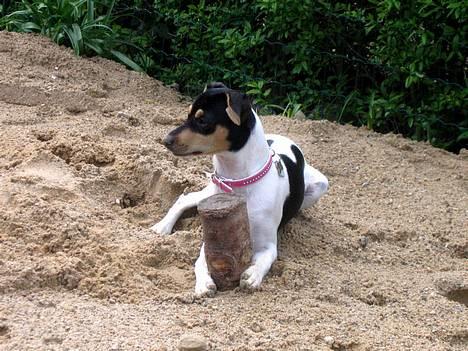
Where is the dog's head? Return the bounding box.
[163,82,255,156]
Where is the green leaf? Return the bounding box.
[456,131,468,142]
[20,21,41,32]
[63,24,83,55]
[110,50,143,72]
[85,40,104,55]
[404,76,412,88]
[87,0,94,22]
[246,89,260,95]
[421,32,428,45]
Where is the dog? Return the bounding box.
[151,82,328,296]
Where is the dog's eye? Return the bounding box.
[196,118,215,133]
[197,118,209,127]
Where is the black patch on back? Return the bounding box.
[267,139,274,147]
[279,145,305,228]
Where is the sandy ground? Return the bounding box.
[0,32,467,351]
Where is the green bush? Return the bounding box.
[2,0,467,152]
[144,0,467,152]
[362,0,468,151]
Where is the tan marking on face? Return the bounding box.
[175,125,230,154]
[188,104,193,114]
[195,109,204,119]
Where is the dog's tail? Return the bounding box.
[291,144,305,172]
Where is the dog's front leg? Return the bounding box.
[240,221,278,290]
[240,243,277,290]
[151,184,216,235]
[194,243,217,297]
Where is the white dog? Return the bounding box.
[152,83,328,297]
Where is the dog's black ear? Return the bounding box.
[204,82,228,92]
[225,91,251,126]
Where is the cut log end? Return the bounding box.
[198,193,246,217]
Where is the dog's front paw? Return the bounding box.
[239,265,263,290]
[195,277,217,298]
[150,221,172,235]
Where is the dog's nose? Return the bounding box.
[163,134,176,148]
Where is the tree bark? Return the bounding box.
[198,193,252,291]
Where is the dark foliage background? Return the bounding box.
[1,0,467,152]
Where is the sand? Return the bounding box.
[0,31,467,350]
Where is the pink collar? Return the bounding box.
[211,150,274,193]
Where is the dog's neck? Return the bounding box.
[213,112,270,180]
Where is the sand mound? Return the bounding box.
[0,32,466,350]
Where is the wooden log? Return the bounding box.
[197,193,252,291]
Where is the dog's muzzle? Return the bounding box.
[163,134,176,148]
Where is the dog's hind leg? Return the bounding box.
[151,183,217,235]
[194,243,217,297]
[301,164,328,210]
